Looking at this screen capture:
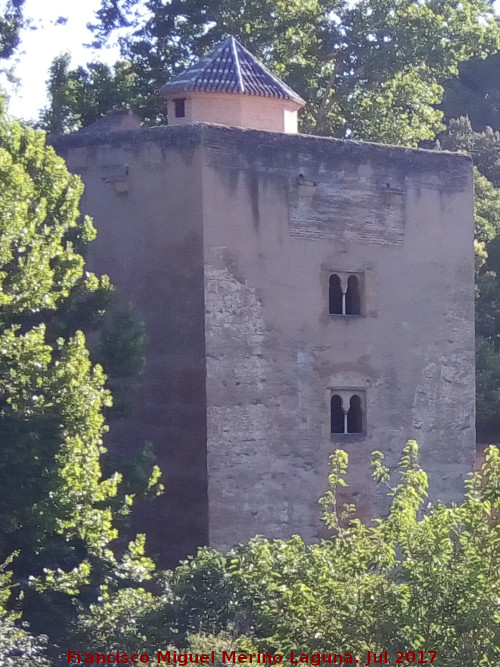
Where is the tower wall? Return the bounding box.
[199,126,475,551]
[53,127,208,566]
[53,124,475,561]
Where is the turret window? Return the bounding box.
[174,98,186,118]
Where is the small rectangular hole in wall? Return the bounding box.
[174,98,186,118]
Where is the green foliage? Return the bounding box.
[72,585,165,654]
[0,101,156,644]
[105,441,164,505]
[442,51,500,132]
[46,0,500,145]
[71,443,500,666]
[472,168,500,354]
[185,633,244,667]
[345,70,444,146]
[39,54,145,134]
[474,167,500,245]
[0,558,49,666]
[438,116,500,187]
[97,305,146,379]
[0,615,49,666]
[0,0,24,62]
[475,337,500,437]
[0,107,90,317]
[95,303,146,416]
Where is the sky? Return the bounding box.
[4,0,120,121]
[4,0,500,123]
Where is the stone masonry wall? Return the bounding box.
[200,126,475,552]
[53,127,209,566]
[53,124,475,562]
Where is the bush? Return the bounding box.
[71,442,500,666]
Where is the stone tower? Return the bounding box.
[52,39,475,567]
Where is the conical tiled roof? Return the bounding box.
[159,37,305,105]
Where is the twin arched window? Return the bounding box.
[329,274,361,315]
[328,273,365,433]
[331,393,364,434]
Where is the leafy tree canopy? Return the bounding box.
[0,0,24,61]
[438,116,500,187]
[0,99,157,646]
[0,557,49,666]
[442,51,500,133]
[39,54,143,135]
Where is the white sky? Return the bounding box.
[3,0,500,123]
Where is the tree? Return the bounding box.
[0,100,157,648]
[0,0,24,62]
[0,558,49,667]
[476,337,500,436]
[442,51,500,132]
[0,615,49,667]
[38,53,75,135]
[70,442,500,666]
[438,116,500,186]
[44,0,500,144]
[39,55,143,134]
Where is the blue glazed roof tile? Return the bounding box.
[159,36,305,105]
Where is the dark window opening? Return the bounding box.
[330,394,345,434]
[329,274,343,315]
[345,275,361,315]
[331,393,365,435]
[347,394,363,433]
[174,98,186,118]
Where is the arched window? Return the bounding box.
[329,274,343,315]
[345,275,361,315]
[330,394,345,434]
[329,272,362,316]
[330,391,365,435]
[347,394,363,433]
